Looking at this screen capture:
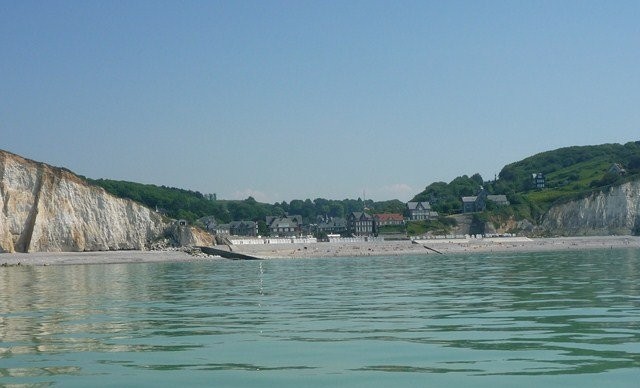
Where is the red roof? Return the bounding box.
[375,213,404,222]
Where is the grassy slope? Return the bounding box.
[408,141,640,235]
[515,143,640,212]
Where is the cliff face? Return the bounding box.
[542,180,640,236]
[0,150,211,253]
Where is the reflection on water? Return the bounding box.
[1,249,639,386]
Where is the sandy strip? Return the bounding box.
[1,236,639,266]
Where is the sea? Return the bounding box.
[1,249,639,387]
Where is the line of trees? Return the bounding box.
[88,178,406,224]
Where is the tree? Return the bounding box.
[628,155,640,171]
[471,173,484,186]
[411,175,484,215]
[258,220,269,236]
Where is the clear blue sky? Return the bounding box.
[2,1,639,203]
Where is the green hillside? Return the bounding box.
[496,141,640,208]
[412,141,640,220]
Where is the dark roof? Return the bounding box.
[230,220,256,228]
[266,215,302,227]
[407,201,431,210]
[487,194,508,202]
[318,217,347,227]
[350,212,373,220]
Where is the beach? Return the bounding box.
[229,235,640,259]
[1,236,639,266]
[0,249,214,266]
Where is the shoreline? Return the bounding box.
[0,249,217,266]
[1,236,639,266]
[230,235,640,259]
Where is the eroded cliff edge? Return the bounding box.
[542,180,640,236]
[0,150,212,253]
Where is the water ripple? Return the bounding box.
[1,249,639,386]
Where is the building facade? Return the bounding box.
[407,202,438,220]
[533,173,545,189]
[347,212,375,236]
[229,221,258,237]
[266,215,302,237]
[486,194,510,206]
[316,216,348,235]
[374,213,405,226]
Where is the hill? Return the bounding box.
[497,141,640,199]
[408,141,640,235]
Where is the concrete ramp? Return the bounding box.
[197,246,263,260]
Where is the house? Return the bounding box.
[462,196,485,213]
[229,221,258,237]
[462,189,509,213]
[486,194,510,206]
[213,223,231,235]
[462,188,487,213]
[266,215,302,237]
[316,216,348,235]
[347,212,375,236]
[198,216,257,236]
[532,173,545,189]
[609,163,627,176]
[374,213,405,227]
[406,202,438,220]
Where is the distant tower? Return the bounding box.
[363,189,369,212]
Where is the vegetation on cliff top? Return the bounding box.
[87,178,405,224]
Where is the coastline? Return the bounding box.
[0,249,217,266]
[1,236,639,266]
[230,235,640,259]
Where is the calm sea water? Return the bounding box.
[1,249,639,387]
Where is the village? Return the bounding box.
[177,160,632,247]
[195,189,515,245]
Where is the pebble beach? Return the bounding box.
[1,236,639,266]
[230,235,640,259]
[0,249,213,266]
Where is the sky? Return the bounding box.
[2,1,639,203]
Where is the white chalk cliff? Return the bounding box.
[0,150,211,253]
[542,180,640,236]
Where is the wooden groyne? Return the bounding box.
[413,239,444,254]
[423,245,444,255]
[197,246,263,260]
